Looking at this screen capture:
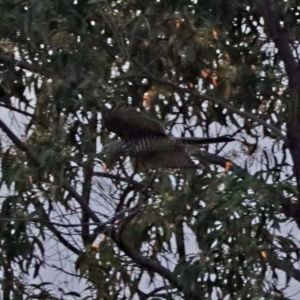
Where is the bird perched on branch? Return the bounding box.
[101,107,234,169]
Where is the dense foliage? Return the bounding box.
[0,0,300,299]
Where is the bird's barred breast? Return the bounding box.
[126,136,183,157]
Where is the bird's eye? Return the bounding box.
[101,145,108,153]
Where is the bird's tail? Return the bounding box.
[177,136,235,144]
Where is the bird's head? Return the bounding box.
[98,140,125,170]
[100,140,124,156]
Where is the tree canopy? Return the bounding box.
[0,0,300,299]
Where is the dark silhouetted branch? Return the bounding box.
[256,1,300,221]
[113,74,287,142]
[0,103,33,117]
[0,117,201,298]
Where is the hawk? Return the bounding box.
[101,107,234,169]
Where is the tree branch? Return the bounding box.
[115,234,202,300]
[273,257,300,283]
[0,117,201,298]
[256,0,300,213]
[94,171,144,188]
[158,79,287,142]
[255,0,300,89]
[113,74,287,142]
[33,201,81,255]
[0,103,33,117]
[0,117,101,222]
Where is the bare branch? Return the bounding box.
[273,257,300,283]
[256,0,300,206]
[0,117,200,298]
[94,171,144,188]
[255,0,300,89]
[0,103,33,117]
[0,117,100,221]
[113,74,287,142]
[33,201,82,255]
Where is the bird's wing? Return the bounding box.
[103,107,166,139]
[145,152,197,169]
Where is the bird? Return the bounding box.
[101,107,234,169]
